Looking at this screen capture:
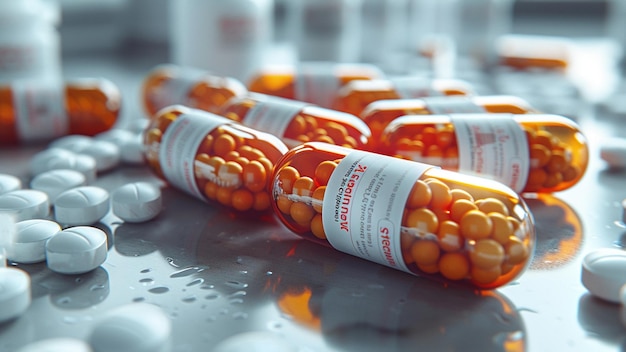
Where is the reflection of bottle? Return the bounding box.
[0,79,122,146]
[271,142,535,289]
[0,0,61,84]
[380,113,589,193]
[143,105,288,213]
[169,0,274,82]
[286,0,362,62]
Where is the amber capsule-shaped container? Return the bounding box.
[361,95,538,151]
[141,64,247,117]
[143,105,289,213]
[332,77,476,117]
[0,78,121,146]
[379,114,589,193]
[271,142,535,289]
[220,93,372,149]
[246,63,384,108]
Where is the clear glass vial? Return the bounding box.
[247,62,384,109]
[271,142,535,289]
[379,113,589,193]
[332,77,476,117]
[143,105,289,213]
[0,78,122,146]
[360,95,537,150]
[141,64,248,117]
[220,93,372,149]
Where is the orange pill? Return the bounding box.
[238,145,266,160]
[310,213,326,239]
[488,212,514,245]
[438,252,470,281]
[543,171,563,188]
[449,188,473,203]
[288,115,307,136]
[293,176,315,197]
[529,144,551,168]
[290,201,316,226]
[253,191,271,211]
[277,166,300,193]
[216,186,233,206]
[276,195,293,214]
[526,168,547,188]
[471,266,501,286]
[315,160,337,186]
[450,199,478,223]
[476,198,509,216]
[204,181,218,200]
[325,122,349,143]
[243,160,267,193]
[562,165,579,182]
[417,263,440,274]
[312,186,325,212]
[504,236,529,265]
[460,210,493,240]
[405,208,439,234]
[437,220,463,252]
[217,161,243,188]
[426,179,452,209]
[546,151,567,173]
[213,133,237,156]
[469,239,505,269]
[411,240,440,266]
[231,188,254,211]
[406,180,432,209]
[436,128,455,149]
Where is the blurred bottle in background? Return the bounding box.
[285,0,362,63]
[0,0,62,84]
[169,0,274,83]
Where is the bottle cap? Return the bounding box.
[45,226,107,274]
[11,219,61,264]
[0,267,31,323]
[54,186,110,226]
[111,182,162,223]
[581,248,626,303]
[0,189,49,221]
[0,174,22,195]
[30,169,87,202]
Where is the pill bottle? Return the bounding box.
[360,95,537,150]
[143,105,289,213]
[285,0,362,63]
[169,0,274,82]
[271,142,536,289]
[0,0,61,84]
[0,78,122,146]
[220,93,372,149]
[332,77,476,117]
[141,64,248,117]
[379,113,589,193]
[495,34,572,71]
[247,62,384,109]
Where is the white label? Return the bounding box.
[155,67,207,110]
[159,113,226,199]
[13,80,67,142]
[322,150,431,272]
[295,63,340,108]
[391,77,441,99]
[451,114,530,193]
[242,97,308,138]
[422,96,486,114]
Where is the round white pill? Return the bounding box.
[600,137,626,169]
[0,174,22,195]
[95,128,135,146]
[31,149,97,184]
[120,133,146,165]
[49,134,93,153]
[0,267,31,323]
[89,302,171,352]
[30,169,87,202]
[46,226,107,274]
[0,190,49,221]
[77,140,121,172]
[54,186,110,226]
[581,248,626,303]
[11,219,61,264]
[16,338,93,352]
[112,182,162,223]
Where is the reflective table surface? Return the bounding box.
[1,44,626,352]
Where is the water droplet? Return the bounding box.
[182,295,197,303]
[493,330,525,347]
[133,297,145,302]
[229,298,244,305]
[228,290,247,298]
[139,278,154,285]
[266,271,273,276]
[200,284,215,290]
[207,315,217,322]
[170,266,207,278]
[140,268,152,273]
[225,281,248,289]
[187,278,205,287]
[232,312,248,320]
[89,284,106,291]
[219,308,229,315]
[615,221,626,229]
[74,277,83,283]
[267,321,282,330]
[148,286,170,294]
[63,316,78,324]
[238,270,248,275]
[205,293,219,300]
[165,257,180,268]
[351,291,365,298]
[56,297,71,305]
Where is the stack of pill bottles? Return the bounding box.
[269,141,536,289]
[246,62,385,109]
[359,95,538,150]
[377,113,589,194]
[219,93,372,149]
[142,104,289,214]
[141,64,248,117]
[331,76,477,117]
[0,78,122,146]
